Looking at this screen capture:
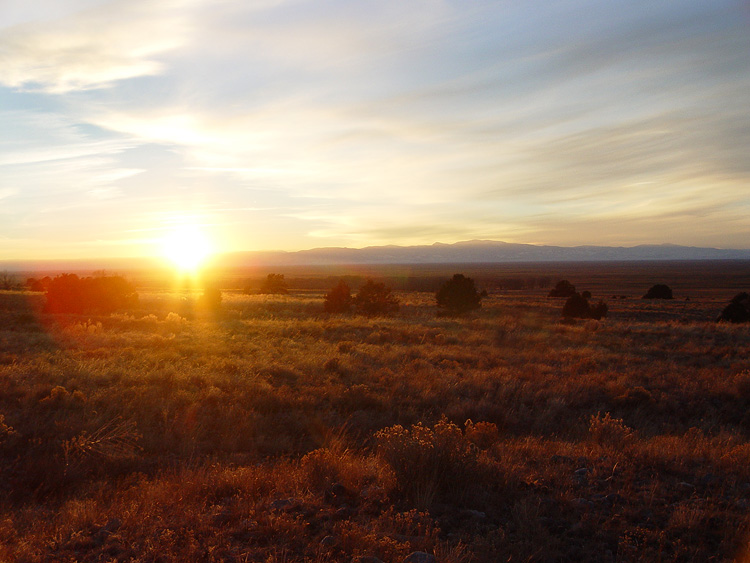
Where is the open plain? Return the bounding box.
[1,261,750,562]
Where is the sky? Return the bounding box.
[2,0,750,261]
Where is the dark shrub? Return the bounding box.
[581,290,592,299]
[717,292,750,323]
[548,279,576,297]
[44,274,138,314]
[354,279,399,316]
[562,293,608,320]
[259,274,288,294]
[436,274,482,314]
[591,300,608,320]
[643,284,673,299]
[199,286,222,310]
[324,280,352,313]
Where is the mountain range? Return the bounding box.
[220,240,750,267]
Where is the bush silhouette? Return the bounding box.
[199,286,222,310]
[436,274,482,314]
[643,284,673,299]
[717,292,750,323]
[259,274,288,295]
[354,279,399,316]
[562,293,608,320]
[44,274,138,314]
[548,279,576,297]
[581,290,592,299]
[324,280,352,313]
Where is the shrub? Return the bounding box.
[548,279,576,297]
[44,274,138,314]
[581,290,592,299]
[199,286,222,310]
[717,292,750,323]
[354,279,399,316]
[375,418,482,507]
[562,293,608,320]
[588,412,635,448]
[436,274,482,314]
[324,280,353,313]
[643,284,673,299]
[259,274,288,294]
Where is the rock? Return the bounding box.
[404,552,436,563]
[574,467,589,477]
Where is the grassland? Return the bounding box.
[1,265,750,562]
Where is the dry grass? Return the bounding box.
[0,280,749,561]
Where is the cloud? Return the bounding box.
[0,0,194,93]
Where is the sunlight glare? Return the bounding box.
[161,224,212,272]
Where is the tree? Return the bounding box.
[199,286,222,310]
[324,280,352,313]
[0,271,17,291]
[436,274,482,314]
[548,279,576,298]
[562,293,608,320]
[717,292,750,323]
[44,274,138,314]
[259,274,288,295]
[354,279,399,316]
[643,284,673,299]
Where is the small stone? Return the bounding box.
[404,552,437,563]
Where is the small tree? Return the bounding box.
[44,274,138,314]
[199,286,222,310]
[643,284,673,299]
[259,274,288,295]
[562,293,608,320]
[436,274,482,314]
[548,279,576,297]
[0,271,17,290]
[324,280,352,313]
[354,279,399,316]
[717,292,750,323]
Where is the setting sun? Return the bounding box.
[161,224,213,272]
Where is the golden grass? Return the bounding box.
[0,286,749,561]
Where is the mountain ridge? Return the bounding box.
[219,240,750,267]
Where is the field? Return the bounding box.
[1,261,750,562]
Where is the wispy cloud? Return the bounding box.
[2,0,750,258]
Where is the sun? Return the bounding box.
[161,224,213,272]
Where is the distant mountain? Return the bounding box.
[220,240,750,267]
